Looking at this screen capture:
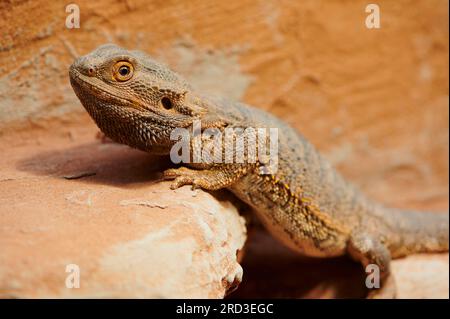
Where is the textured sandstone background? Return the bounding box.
[0,0,448,298]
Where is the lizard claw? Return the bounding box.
[163,166,234,191]
[163,168,196,190]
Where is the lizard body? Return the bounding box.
[69,44,449,298]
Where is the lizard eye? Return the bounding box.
[160,97,173,109]
[113,61,134,82]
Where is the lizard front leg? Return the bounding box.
[163,166,245,191]
[347,229,396,299]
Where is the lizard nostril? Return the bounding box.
[88,67,95,76]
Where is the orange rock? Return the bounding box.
[0,126,246,298]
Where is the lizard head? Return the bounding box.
[69,44,225,154]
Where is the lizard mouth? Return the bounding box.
[69,67,145,111]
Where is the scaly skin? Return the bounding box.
[69,44,449,298]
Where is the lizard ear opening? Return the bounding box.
[161,97,173,109]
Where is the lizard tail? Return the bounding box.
[382,208,449,258]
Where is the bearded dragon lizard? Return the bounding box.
[69,44,449,298]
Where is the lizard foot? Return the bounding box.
[163,167,237,191]
[347,229,397,299]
